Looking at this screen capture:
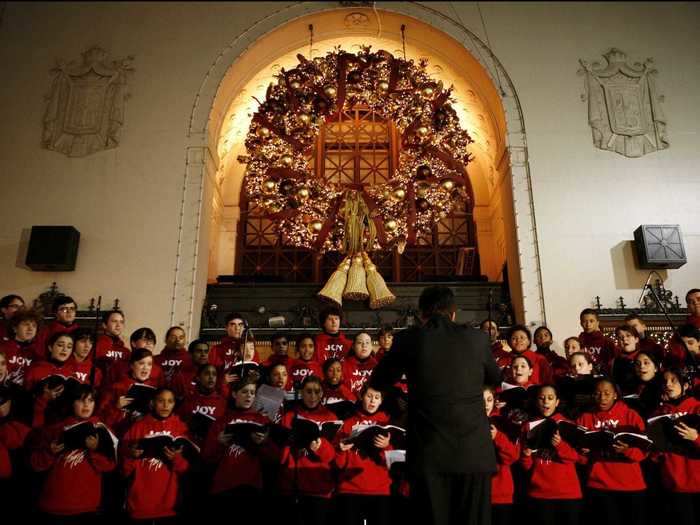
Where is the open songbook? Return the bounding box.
[138,432,200,460]
[125,383,157,415]
[342,423,407,451]
[224,419,269,448]
[323,399,357,420]
[285,414,343,449]
[38,373,82,393]
[62,420,119,461]
[646,413,700,457]
[557,420,653,452]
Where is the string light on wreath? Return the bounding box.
[241,46,474,307]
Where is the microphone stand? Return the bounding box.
[641,272,691,358]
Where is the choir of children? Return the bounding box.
[0,293,698,524]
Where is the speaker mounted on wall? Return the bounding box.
[25,226,80,271]
[633,224,686,270]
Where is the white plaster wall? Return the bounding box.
[0,1,698,342]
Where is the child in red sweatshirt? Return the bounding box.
[30,384,116,520]
[342,332,378,396]
[314,305,352,364]
[521,385,582,525]
[578,309,616,375]
[484,386,519,525]
[178,364,227,446]
[647,368,699,525]
[335,385,395,525]
[279,375,338,525]
[120,388,190,521]
[155,326,191,386]
[202,374,280,519]
[576,378,647,525]
[288,335,323,391]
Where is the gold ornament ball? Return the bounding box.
[299,113,311,124]
[280,155,293,166]
[290,80,301,90]
[256,126,271,138]
[297,187,310,200]
[440,179,455,191]
[421,86,435,97]
[263,180,276,193]
[416,126,429,137]
[385,219,398,231]
[324,85,337,97]
[378,81,389,92]
[308,220,323,233]
[392,188,406,201]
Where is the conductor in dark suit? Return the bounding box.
[370,285,501,525]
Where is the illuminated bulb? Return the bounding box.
[263,180,276,193]
[290,80,301,90]
[416,126,429,137]
[392,188,406,201]
[256,127,271,138]
[378,81,389,92]
[416,182,430,197]
[440,179,455,191]
[421,86,434,97]
[297,187,310,200]
[308,220,323,233]
[299,113,311,124]
[280,155,293,166]
[385,219,398,231]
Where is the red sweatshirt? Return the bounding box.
[68,357,103,389]
[576,401,646,491]
[278,405,338,498]
[23,359,74,393]
[1,339,42,386]
[536,347,569,381]
[335,409,393,496]
[289,358,323,389]
[314,332,352,364]
[322,381,356,403]
[492,341,512,371]
[35,321,80,360]
[0,418,30,478]
[30,416,116,515]
[177,389,227,446]
[650,396,700,493]
[520,413,582,499]
[155,348,192,386]
[94,334,129,364]
[490,413,520,504]
[202,407,280,494]
[342,354,378,396]
[578,331,616,374]
[121,413,190,519]
[209,337,241,371]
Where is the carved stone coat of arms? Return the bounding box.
[579,49,668,158]
[42,46,133,157]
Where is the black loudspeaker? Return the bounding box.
[633,224,686,270]
[25,226,80,271]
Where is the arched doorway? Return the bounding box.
[172,5,545,335]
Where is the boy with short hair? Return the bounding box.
[0,295,24,341]
[577,308,615,374]
[94,310,130,383]
[262,332,290,369]
[624,313,663,361]
[209,312,247,373]
[35,295,80,360]
[314,305,352,364]
[0,310,42,386]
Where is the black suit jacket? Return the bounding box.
[371,314,501,474]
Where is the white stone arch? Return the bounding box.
[172,2,545,335]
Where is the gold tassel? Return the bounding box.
[362,252,396,309]
[317,256,351,306]
[342,254,369,301]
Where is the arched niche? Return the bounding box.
[172,4,545,336]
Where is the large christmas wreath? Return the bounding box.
[241,47,474,307]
